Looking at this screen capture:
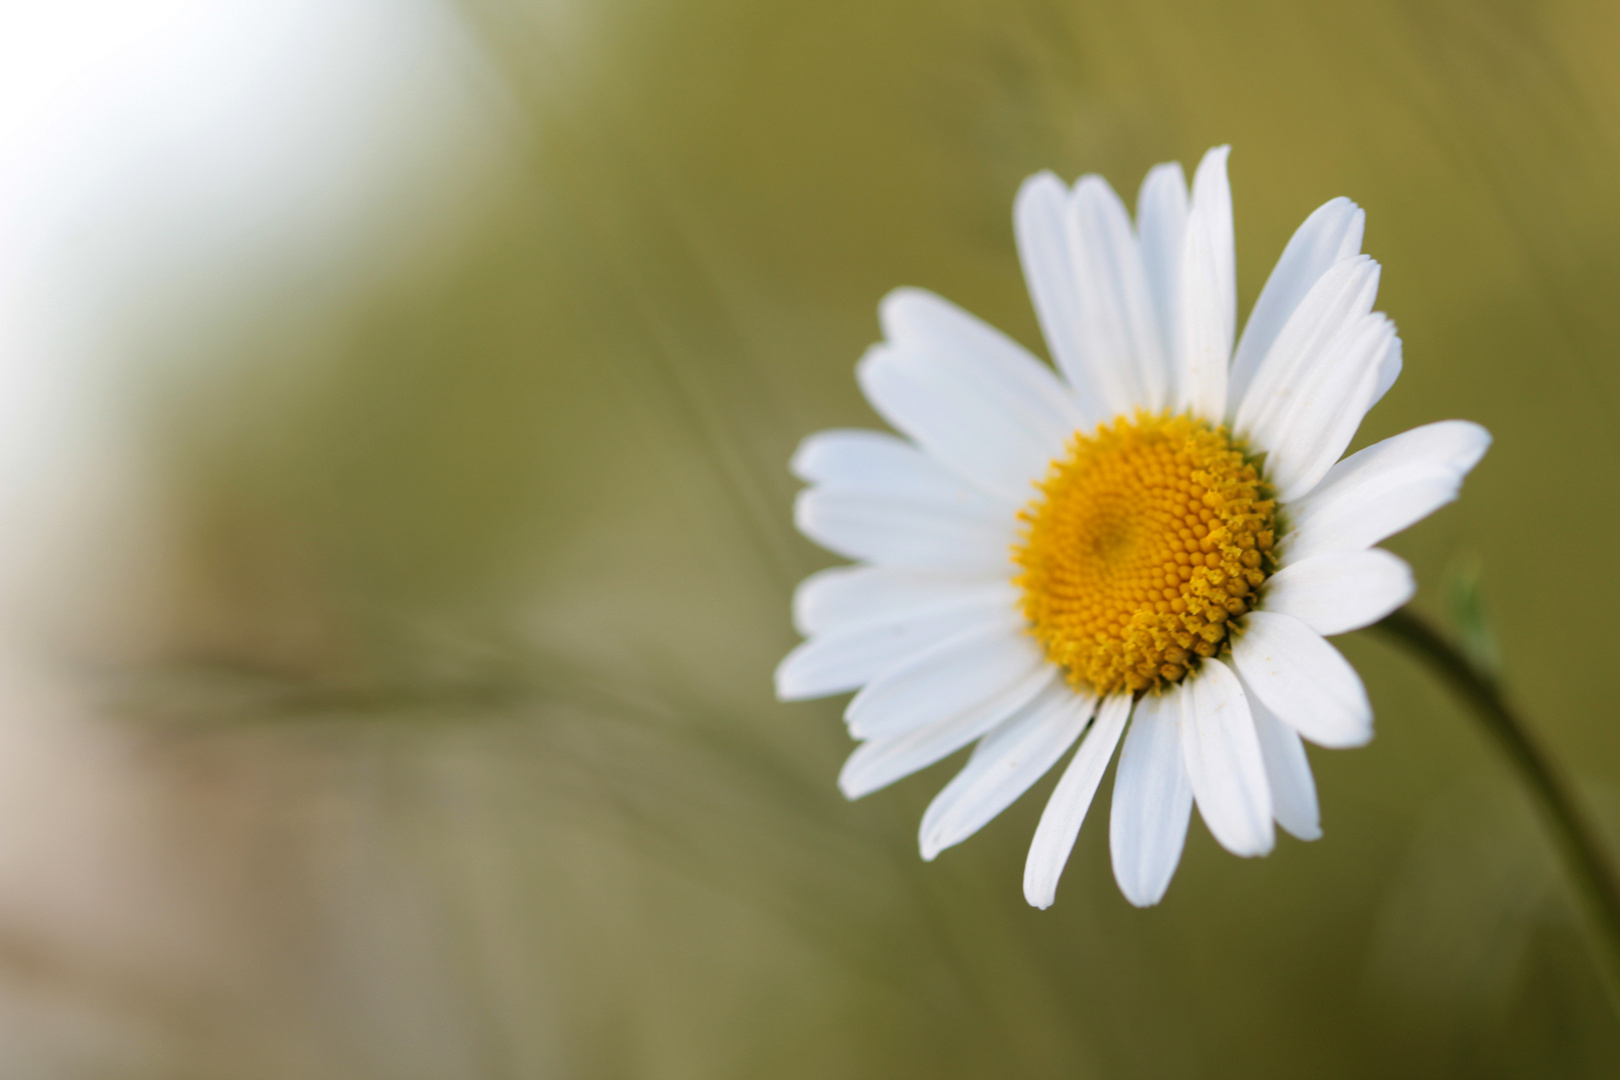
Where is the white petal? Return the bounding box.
[1240,672,1321,841]
[1173,147,1235,422]
[791,430,1011,512]
[1370,333,1402,407]
[1250,312,1399,502]
[1232,254,1384,480]
[792,429,904,486]
[856,341,1063,505]
[845,615,1045,739]
[1262,548,1414,637]
[1109,687,1194,907]
[776,590,1018,701]
[920,681,1096,861]
[1022,692,1131,908]
[794,485,1014,574]
[1066,175,1167,414]
[792,565,1015,636]
[1230,610,1372,749]
[879,288,1084,440]
[1180,660,1273,857]
[1284,420,1492,560]
[838,668,1059,799]
[1015,172,1108,426]
[1136,161,1189,403]
[1229,197,1365,408]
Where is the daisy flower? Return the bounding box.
[776,147,1491,908]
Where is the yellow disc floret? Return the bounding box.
[1014,412,1277,696]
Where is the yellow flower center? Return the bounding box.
[1014,412,1277,696]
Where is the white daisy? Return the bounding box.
[777,146,1492,908]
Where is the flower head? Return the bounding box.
[778,147,1489,908]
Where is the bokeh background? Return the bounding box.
[1,0,1619,1076]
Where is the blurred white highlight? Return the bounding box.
[0,0,519,651]
[0,1,526,1075]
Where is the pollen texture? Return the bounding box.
[1014,412,1277,696]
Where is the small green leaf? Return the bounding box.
[1440,552,1502,680]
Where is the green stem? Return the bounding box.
[1374,607,1620,1011]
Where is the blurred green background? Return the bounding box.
[9,0,1620,1076]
